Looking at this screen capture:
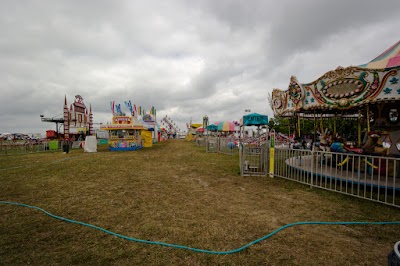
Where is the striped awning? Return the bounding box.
[360,40,400,69]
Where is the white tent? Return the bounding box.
[84,136,97,153]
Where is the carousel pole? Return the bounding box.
[334,113,337,136]
[313,110,316,144]
[288,119,291,147]
[358,109,362,147]
[320,113,323,132]
[366,105,370,133]
[297,113,301,138]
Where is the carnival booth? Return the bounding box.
[101,101,147,151]
[142,113,159,144]
[101,115,147,151]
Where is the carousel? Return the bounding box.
[270,40,400,156]
[269,40,400,191]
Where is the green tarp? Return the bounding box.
[98,139,108,145]
[49,140,59,150]
[243,113,268,126]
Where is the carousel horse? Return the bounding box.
[328,136,371,169]
[362,133,390,156]
[335,134,388,170]
[318,128,331,152]
[335,146,373,168]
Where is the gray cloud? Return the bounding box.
[0,0,399,135]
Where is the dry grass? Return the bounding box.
[0,139,399,265]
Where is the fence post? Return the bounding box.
[310,149,314,188]
[269,130,275,178]
[264,144,269,176]
[239,143,243,176]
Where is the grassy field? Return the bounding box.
[1,139,399,265]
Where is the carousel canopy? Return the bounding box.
[360,40,400,69]
[270,40,400,118]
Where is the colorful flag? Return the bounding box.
[116,104,122,115]
[110,101,115,114]
[124,100,134,116]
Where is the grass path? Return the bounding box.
[1,139,399,265]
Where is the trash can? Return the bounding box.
[62,142,70,153]
[388,241,400,265]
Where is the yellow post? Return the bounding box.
[269,130,275,178]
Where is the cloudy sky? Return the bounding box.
[1,0,400,135]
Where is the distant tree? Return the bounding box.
[270,114,363,141]
[268,117,292,134]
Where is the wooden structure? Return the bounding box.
[63,95,93,140]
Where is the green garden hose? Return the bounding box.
[1,201,399,255]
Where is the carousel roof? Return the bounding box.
[360,40,400,69]
[270,40,400,118]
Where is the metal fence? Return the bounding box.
[196,137,207,147]
[206,137,219,153]
[204,137,240,155]
[274,148,399,208]
[239,143,400,208]
[219,137,240,155]
[239,144,268,176]
[0,141,71,155]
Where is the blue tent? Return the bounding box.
[243,113,268,126]
[206,124,218,131]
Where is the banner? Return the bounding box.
[115,104,122,115]
[124,100,133,115]
[243,113,268,126]
[110,101,115,114]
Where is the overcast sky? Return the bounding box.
[1,0,400,135]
